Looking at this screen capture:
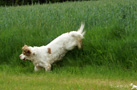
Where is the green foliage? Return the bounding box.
[0,0,88,6]
[0,0,137,71]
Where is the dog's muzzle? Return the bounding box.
[19,54,26,61]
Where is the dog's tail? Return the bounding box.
[77,22,85,37]
[69,23,85,49]
[70,22,85,39]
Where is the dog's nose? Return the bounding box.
[19,55,21,58]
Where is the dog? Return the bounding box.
[19,23,85,72]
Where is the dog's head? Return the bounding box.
[19,45,35,61]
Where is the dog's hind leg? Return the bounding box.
[77,40,82,49]
[45,63,51,72]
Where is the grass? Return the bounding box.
[0,0,137,89]
[0,65,137,90]
[0,0,137,69]
[0,73,133,90]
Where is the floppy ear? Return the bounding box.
[22,45,28,49]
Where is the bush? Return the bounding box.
[0,0,87,6]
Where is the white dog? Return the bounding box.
[19,23,85,72]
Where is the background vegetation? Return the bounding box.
[0,0,137,89]
[0,0,137,70]
[0,0,88,6]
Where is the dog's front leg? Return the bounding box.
[36,63,51,72]
[34,65,41,72]
[45,63,51,72]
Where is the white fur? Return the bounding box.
[130,83,137,89]
[19,23,85,72]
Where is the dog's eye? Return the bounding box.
[26,50,30,53]
[23,50,30,53]
[23,50,31,56]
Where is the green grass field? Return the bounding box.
[0,65,137,90]
[0,73,135,90]
[0,0,137,89]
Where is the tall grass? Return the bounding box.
[0,0,137,72]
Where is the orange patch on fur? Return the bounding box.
[79,40,82,45]
[78,40,83,49]
[48,48,51,54]
[22,45,31,56]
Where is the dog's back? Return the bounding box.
[46,23,85,62]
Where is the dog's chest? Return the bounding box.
[32,59,43,66]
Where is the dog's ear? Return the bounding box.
[22,45,28,49]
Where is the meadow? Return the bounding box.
[0,0,137,89]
